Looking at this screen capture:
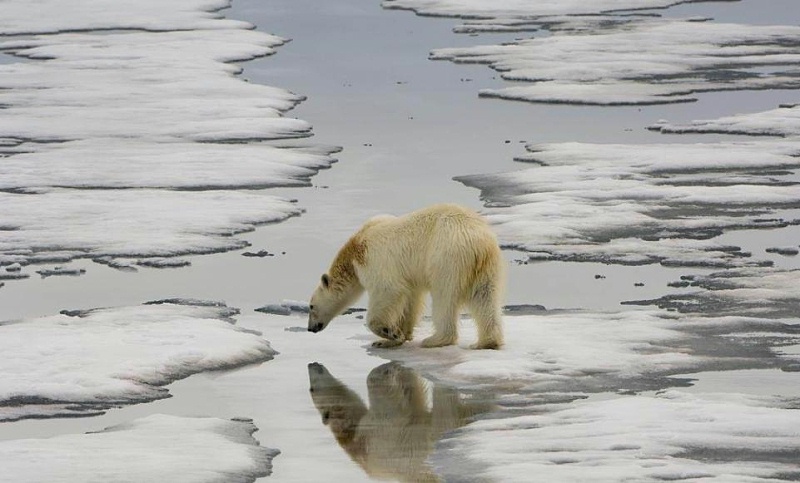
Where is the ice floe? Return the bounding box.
[383,0,719,19]
[430,20,800,105]
[627,268,800,318]
[0,300,275,421]
[1,0,253,34]
[0,0,336,271]
[651,103,800,137]
[385,1,800,105]
[432,390,800,482]
[0,415,279,483]
[457,141,800,267]
[0,189,301,264]
[0,141,336,191]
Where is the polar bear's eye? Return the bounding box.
[309,305,315,311]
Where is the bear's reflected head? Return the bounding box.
[308,273,338,333]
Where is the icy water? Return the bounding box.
[1,0,800,481]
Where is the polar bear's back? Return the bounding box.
[358,204,500,290]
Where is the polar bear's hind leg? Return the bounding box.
[467,262,504,350]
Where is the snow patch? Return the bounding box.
[0,301,275,421]
[0,414,279,483]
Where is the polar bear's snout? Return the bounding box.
[307,311,325,333]
[308,303,328,333]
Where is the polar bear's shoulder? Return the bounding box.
[361,214,396,230]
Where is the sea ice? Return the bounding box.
[0,140,337,191]
[376,309,799,394]
[0,414,279,483]
[432,390,800,482]
[0,189,302,262]
[0,0,336,271]
[626,268,800,318]
[383,0,724,19]
[0,300,276,421]
[359,303,800,480]
[384,1,800,105]
[651,103,800,137]
[1,0,255,34]
[457,141,800,267]
[430,20,800,105]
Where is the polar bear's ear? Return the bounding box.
[321,273,330,288]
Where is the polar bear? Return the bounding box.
[308,203,505,349]
[307,362,490,482]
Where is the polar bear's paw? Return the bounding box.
[372,338,405,349]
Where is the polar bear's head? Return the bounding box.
[308,272,363,333]
[308,273,339,332]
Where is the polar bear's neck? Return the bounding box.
[329,236,366,291]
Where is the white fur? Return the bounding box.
[309,204,505,349]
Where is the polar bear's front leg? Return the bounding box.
[399,290,425,342]
[367,290,407,348]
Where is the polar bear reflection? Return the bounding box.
[308,362,489,482]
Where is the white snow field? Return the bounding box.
[0,0,336,272]
[432,390,800,482]
[0,415,279,483]
[457,140,800,267]
[0,300,275,421]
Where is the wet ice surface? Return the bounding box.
[308,361,491,481]
[0,300,275,421]
[2,0,800,481]
[369,303,800,399]
[0,415,279,483]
